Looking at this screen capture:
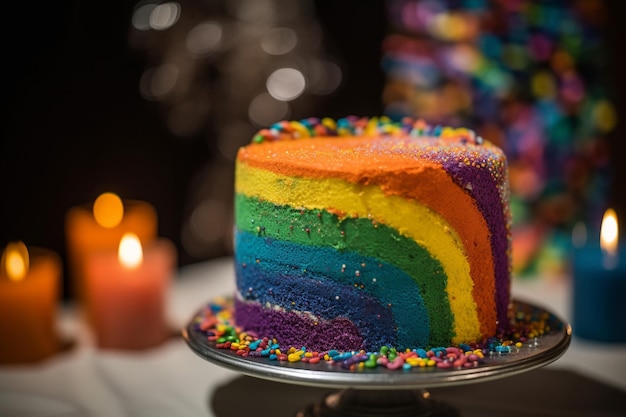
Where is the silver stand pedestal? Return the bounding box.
[184,299,571,417]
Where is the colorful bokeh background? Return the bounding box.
[382,0,616,275]
[1,1,625,301]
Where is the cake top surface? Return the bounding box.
[238,116,507,182]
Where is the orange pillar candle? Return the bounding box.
[0,242,61,363]
[85,233,176,350]
[65,193,157,314]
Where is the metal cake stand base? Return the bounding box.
[297,389,461,417]
[183,299,571,417]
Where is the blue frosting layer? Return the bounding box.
[235,230,430,349]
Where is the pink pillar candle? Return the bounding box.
[65,195,157,316]
[85,236,176,350]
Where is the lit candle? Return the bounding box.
[572,208,626,342]
[85,233,176,350]
[0,242,61,363]
[65,192,157,316]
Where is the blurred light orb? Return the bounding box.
[233,0,274,22]
[189,199,227,245]
[429,12,468,41]
[186,21,223,57]
[132,4,157,31]
[308,59,342,95]
[593,100,617,133]
[249,92,289,127]
[261,27,298,55]
[502,44,529,71]
[531,71,556,99]
[445,45,481,74]
[150,2,180,31]
[139,63,180,101]
[266,68,306,101]
[93,192,124,229]
[182,199,232,260]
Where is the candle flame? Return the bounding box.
[118,233,143,269]
[93,192,124,229]
[600,208,618,255]
[1,241,29,281]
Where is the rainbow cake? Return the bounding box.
[234,116,511,352]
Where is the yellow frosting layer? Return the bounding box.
[236,162,483,343]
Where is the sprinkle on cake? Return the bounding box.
[193,297,554,372]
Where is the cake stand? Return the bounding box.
[182,299,571,417]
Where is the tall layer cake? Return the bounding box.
[234,116,511,352]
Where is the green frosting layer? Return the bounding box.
[235,193,455,344]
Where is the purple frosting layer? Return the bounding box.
[234,298,364,352]
[436,150,510,330]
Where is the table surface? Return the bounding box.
[1,257,625,417]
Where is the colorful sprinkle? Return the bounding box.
[249,116,483,146]
[192,297,556,372]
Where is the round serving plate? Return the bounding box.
[182,299,571,391]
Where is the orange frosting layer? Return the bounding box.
[237,137,497,335]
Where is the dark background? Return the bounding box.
[0,1,387,299]
[1,1,625,300]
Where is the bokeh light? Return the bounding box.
[308,59,342,96]
[139,63,179,101]
[383,0,615,275]
[266,68,306,101]
[149,2,180,31]
[261,27,298,56]
[182,198,230,259]
[186,21,223,57]
[132,4,157,31]
[130,0,343,263]
[93,193,124,229]
[249,92,290,127]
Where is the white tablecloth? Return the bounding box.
[1,257,624,417]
